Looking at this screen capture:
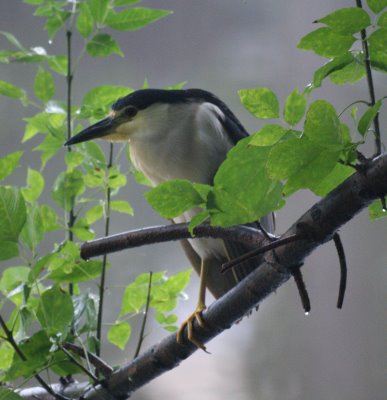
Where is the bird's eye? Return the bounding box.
[125,107,138,118]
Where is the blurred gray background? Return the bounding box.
[1,1,386,399]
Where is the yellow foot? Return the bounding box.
[176,305,209,352]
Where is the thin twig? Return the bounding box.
[62,342,113,378]
[221,234,303,272]
[0,315,70,400]
[59,346,99,383]
[133,272,153,358]
[356,0,382,155]
[291,268,311,314]
[333,233,347,309]
[96,143,114,357]
[66,29,75,298]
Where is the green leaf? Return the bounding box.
[21,168,45,202]
[108,166,127,189]
[48,260,104,283]
[114,0,141,5]
[20,204,44,250]
[45,11,71,38]
[283,89,306,126]
[87,0,109,23]
[368,28,387,51]
[52,170,85,211]
[367,0,387,13]
[0,387,23,400]
[78,141,106,168]
[210,139,283,226]
[0,267,30,293]
[357,100,382,136]
[308,163,354,196]
[86,203,104,224]
[368,198,387,219]
[267,137,340,196]
[40,204,60,232]
[105,8,172,31]
[369,47,387,73]
[303,100,342,148]
[47,55,68,76]
[107,321,131,350]
[65,151,85,171]
[76,3,94,38]
[0,151,23,181]
[145,179,204,219]
[298,27,355,57]
[329,54,365,84]
[378,11,387,26]
[33,133,64,168]
[110,200,134,215]
[312,53,354,88]
[86,33,123,57]
[0,241,19,261]
[34,66,55,102]
[23,111,66,142]
[36,287,74,335]
[238,88,279,119]
[0,343,14,374]
[84,169,105,188]
[188,210,209,235]
[0,186,26,242]
[0,80,28,104]
[6,330,51,380]
[71,218,95,241]
[80,85,131,118]
[317,7,370,34]
[249,124,288,146]
[0,31,24,50]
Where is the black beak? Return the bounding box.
[64,117,115,146]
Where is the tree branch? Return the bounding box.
[20,152,387,399]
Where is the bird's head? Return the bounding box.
[64,88,248,147]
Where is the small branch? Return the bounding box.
[333,233,347,309]
[65,29,75,298]
[81,224,269,260]
[133,271,153,358]
[356,0,382,155]
[96,143,114,358]
[59,346,99,383]
[62,342,113,378]
[221,234,302,272]
[291,268,311,314]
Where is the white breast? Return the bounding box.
[129,101,234,259]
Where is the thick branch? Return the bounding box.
[20,152,387,399]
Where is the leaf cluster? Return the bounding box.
[147,3,387,227]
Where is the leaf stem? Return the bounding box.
[355,0,382,155]
[96,143,114,357]
[133,272,153,358]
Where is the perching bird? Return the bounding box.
[65,88,274,350]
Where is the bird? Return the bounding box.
[65,88,274,351]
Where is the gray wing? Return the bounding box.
[179,100,276,299]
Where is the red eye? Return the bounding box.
[125,107,138,118]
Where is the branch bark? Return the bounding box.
[20,152,387,399]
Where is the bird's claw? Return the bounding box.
[176,305,209,352]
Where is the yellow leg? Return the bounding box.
[176,258,209,352]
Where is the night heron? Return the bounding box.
[65,88,274,350]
